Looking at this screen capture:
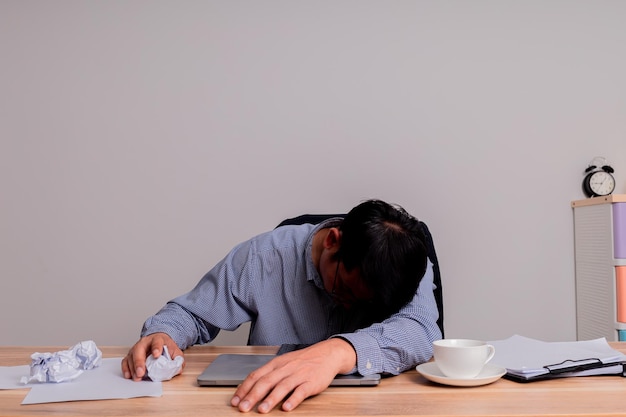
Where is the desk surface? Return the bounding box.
[2,344,626,417]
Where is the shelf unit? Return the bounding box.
[572,195,626,341]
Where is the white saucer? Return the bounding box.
[416,362,506,387]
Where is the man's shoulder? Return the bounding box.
[238,223,314,254]
[265,222,316,248]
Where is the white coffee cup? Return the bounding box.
[433,339,495,379]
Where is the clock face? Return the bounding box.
[588,171,615,196]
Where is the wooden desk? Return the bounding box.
[2,344,626,417]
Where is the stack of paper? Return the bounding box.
[0,358,162,404]
[489,335,626,382]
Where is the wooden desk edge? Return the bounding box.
[3,344,626,417]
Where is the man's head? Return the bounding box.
[336,199,428,319]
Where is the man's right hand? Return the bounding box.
[122,332,185,381]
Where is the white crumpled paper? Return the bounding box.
[144,345,184,382]
[21,340,102,384]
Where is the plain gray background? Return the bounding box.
[2,1,625,347]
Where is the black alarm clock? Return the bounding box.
[582,157,615,198]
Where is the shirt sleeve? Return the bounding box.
[334,260,441,375]
[140,239,256,350]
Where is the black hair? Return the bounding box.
[337,199,428,320]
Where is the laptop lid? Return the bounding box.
[197,354,381,386]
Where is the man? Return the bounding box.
[122,199,441,413]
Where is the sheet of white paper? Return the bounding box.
[489,335,626,378]
[21,358,162,404]
[0,365,32,389]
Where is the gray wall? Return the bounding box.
[2,1,626,347]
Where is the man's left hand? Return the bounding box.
[231,338,357,413]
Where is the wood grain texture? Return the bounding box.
[2,344,626,417]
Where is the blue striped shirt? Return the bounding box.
[141,219,441,375]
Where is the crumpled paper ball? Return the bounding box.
[144,345,184,382]
[21,340,102,384]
